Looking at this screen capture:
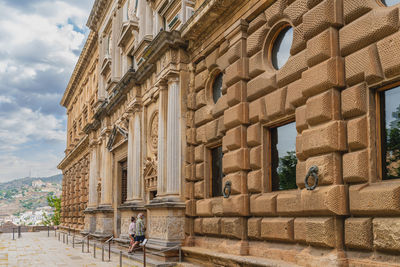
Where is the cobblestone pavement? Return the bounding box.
[0,231,140,267]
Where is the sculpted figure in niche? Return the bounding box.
[150,112,158,152]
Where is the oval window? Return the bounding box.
[212,72,223,103]
[381,0,400,6]
[271,25,293,70]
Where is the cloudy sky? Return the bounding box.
[0,0,94,182]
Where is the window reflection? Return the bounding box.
[381,0,400,6]
[211,146,224,197]
[271,26,293,70]
[380,86,400,180]
[212,72,223,103]
[270,122,298,190]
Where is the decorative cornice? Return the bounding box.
[86,0,110,31]
[60,31,98,107]
[57,135,89,170]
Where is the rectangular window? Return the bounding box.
[120,161,128,203]
[379,85,400,180]
[211,146,224,197]
[269,122,298,191]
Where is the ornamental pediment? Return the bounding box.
[106,124,128,151]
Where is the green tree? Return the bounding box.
[43,196,61,226]
[386,104,400,178]
[278,151,298,190]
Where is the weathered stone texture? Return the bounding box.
[373,218,400,252]
[261,217,294,241]
[343,150,369,183]
[341,83,367,119]
[345,217,373,250]
[377,31,400,78]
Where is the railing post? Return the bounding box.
[120,250,122,267]
[108,241,111,261]
[54,227,57,237]
[58,232,60,241]
[12,228,15,240]
[82,240,84,253]
[47,226,49,237]
[93,242,96,258]
[68,227,71,235]
[102,245,104,261]
[18,226,21,238]
[66,234,68,245]
[179,247,182,262]
[73,236,75,248]
[63,233,65,243]
[143,245,146,267]
[87,236,90,253]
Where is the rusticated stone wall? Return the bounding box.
[61,153,89,230]
[184,0,400,266]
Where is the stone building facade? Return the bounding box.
[59,0,400,266]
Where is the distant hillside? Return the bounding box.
[0,174,63,191]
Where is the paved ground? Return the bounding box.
[0,231,141,267]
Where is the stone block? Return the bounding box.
[276,50,307,87]
[250,193,277,216]
[248,12,266,35]
[202,217,221,236]
[224,103,249,130]
[296,134,306,161]
[221,217,243,239]
[185,163,193,181]
[345,217,373,250]
[194,162,204,181]
[223,125,246,151]
[306,0,323,9]
[187,93,196,110]
[261,217,294,241]
[194,181,204,199]
[343,150,368,183]
[194,218,203,234]
[294,218,307,242]
[212,94,229,117]
[248,170,262,193]
[349,183,400,215]
[345,44,383,86]
[247,72,277,101]
[196,199,212,216]
[284,0,308,26]
[347,116,368,151]
[301,185,349,215]
[286,79,306,109]
[187,128,197,145]
[195,60,206,74]
[249,51,265,78]
[247,25,269,57]
[249,146,262,169]
[302,120,347,157]
[226,41,244,65]
[194,69,208,92]
[223,148,250,173]
[341,8,399,57]
[194,145,204,163]
[205,120,218,143]
[306,217,335,247]
[341,83,367,119]
[185,182,194,199]
[296,160,306,188]
[303,0,343,40]
[307,27,339,67]
[205,49,219,70]
[343,0,378,24]
[373,218,400,252]
[222,194,249,216]
[217,117,225,138]
[377,31,400,78]
[306,153,342,186]
[295,106,307,133]
[225,57,249,87]
[265,87,287,120]
[223,171,244,195]
[195,105,213,126]
[302,57,345,98]
[186,200,196,216]
[226,81,246,107]
[247,123,261,147]
[196,89,207,109]
[249,98,266,123]
[306,89,340,126]
[248,217,262,239]
[276,191,302,215]
[264,0,286,27]
[291,24,306,55]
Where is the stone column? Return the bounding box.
[145,2,153,37]
[88,142,98,208]
[100,133,113,206]
[166,76,181,195]
[127,109,142,202]
[137,0,146,42]
[157,84,168,195]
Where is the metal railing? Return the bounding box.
[102,235,114,262]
